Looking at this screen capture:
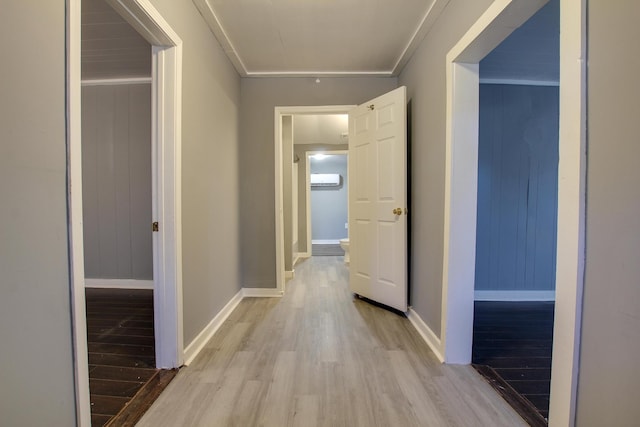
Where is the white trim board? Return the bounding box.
[548,0,587,425]
[285,270,295,279]
[407,308,444,363]
[81,77,152,86]
[183,289,244,365]
[66,0,91,424]
[85,279,154,289]
[242,288,284,298]
[107,0,185,370]
[474,290,556,301]
[312,239,341,245]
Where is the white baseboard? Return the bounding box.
[474,290,556,301]
[407,308,445,363]
[297,252,311,259]
[285,270,295,279]
[242,288,283,297]
[312,239,341,244]
[183,289,244,365]
[84,278,153,289]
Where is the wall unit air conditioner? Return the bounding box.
[310,173,341,187]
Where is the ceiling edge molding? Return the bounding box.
[192,0,450,78]
[192,0,248,76]
[391,0,452,76]
[244,71,394,78]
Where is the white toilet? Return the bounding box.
[339,238,350,265]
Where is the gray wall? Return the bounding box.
[576,1,640,424]
[148,0,242,345]
[310,155,349,241]
[398,0,494,335]
[82,84,153,280]
[475,84,558,292]
[0,2,77,425]
[294,143,348,252]
[239,77,397,288]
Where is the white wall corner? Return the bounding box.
[85,278,154,289]
[183,289,244,365]
[242,288,284,298]
[407,308,445,363]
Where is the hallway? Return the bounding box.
[137,257,526,426]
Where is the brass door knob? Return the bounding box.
[393,208,402,215]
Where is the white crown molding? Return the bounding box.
[193,0,450,77]
[392,0,451,75]
[192,0,248,76]
[244,71,394,78]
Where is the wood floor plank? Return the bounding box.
[138,257,528,427]
[89,365,157,382]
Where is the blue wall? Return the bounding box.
[475,84,559,291]
[310,154,348,241]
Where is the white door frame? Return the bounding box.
[441,0,586,426]
[305,150,349,251]
[67,0,183,424]
[274,106,355,293]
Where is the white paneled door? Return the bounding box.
[348,86,408,312]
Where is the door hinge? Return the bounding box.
[152,221,159,232]
[368,104,375,111]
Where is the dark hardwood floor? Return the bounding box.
[85,288,176,427]
[472,301,554,425]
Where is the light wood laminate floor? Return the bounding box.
[138,257,527,427]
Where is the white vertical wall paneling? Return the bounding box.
[82,83,152,281]
[475,84,559,294]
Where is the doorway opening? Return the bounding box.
[470,0,559,424]
[68,0,183,424]
[442,0,586,425]
[308,151,349,258]
[274,106,355,293]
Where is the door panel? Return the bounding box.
[349,86,407,312]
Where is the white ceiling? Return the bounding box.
[193,0,450,77]
[480,0,559,83]
[81,0,151,80]
[294,115,348,145]
[81,0,557,82]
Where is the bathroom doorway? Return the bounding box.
[306,152,349,258]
